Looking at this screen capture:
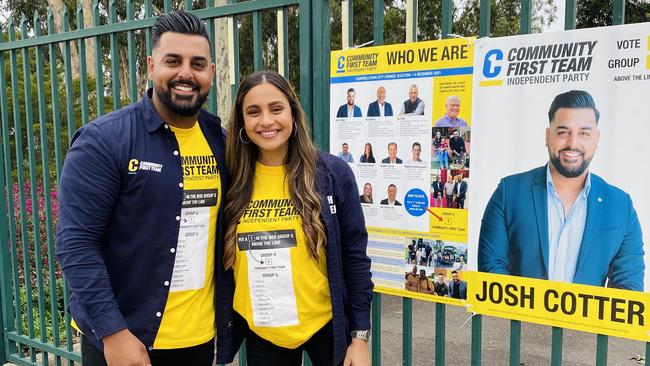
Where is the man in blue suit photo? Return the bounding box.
[367,86,393,117]
[336,87,362,118]
[478,90,644,291]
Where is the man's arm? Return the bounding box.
[477,179,511,275]
[608,193,645,291]
[56,125,128,339]
[414,101,425,115]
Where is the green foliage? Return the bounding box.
[577,0,650,27]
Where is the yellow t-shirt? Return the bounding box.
[153,122,221,349]
[233,163,332,349]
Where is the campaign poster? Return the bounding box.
[467,23,650,341]
[330,39,474,305]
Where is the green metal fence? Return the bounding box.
[0,0,648,365]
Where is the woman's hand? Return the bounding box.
[343,338,370,366]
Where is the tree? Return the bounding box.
[577,0,650,27]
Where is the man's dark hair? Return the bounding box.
[151,11,210,50]
[451,270,458,275]
[347,88,355,94]
[548,90,600,123]
[388,184,397,189]
[412,142,421,149]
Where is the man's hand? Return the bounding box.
[343,338,369,366]
[102,329,151,366]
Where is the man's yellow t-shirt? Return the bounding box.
[233,163,332,349]
[154,122,221,349]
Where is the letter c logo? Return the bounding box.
[128,159,139,172]
[337,56,345,70]
[483,49,503,78]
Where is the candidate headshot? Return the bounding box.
[336,87,362,118]
[367,86,393,117]
[360,182,373,204]
[434,96,468,128]
[380,184,402,206]
[407,142,423,163]
[478,90,644,291]
[381,142,403,164]
[399,84,425,116]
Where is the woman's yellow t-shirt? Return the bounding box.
[233,163,332,349]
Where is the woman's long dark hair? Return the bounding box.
[223,71,326,269]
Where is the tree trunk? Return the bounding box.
[214,0,232,125]
[82,0,97,79]
[48,0,79,79]
[119,46,131,102]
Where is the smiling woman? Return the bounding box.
[218,71,373,366]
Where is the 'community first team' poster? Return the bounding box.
[330,38,474,305]
[467,23,650,341]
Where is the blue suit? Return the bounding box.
[367,100,393,117]
[478,166,644,291]
[448,280,467,299]
[336,104,362,118]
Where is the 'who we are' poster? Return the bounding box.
[330,38,475,305]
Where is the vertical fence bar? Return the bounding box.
[46,11,65,363]
[298,0,313,123]
[373,0,383,45]
[595,335,608,366]
[205,0,218,115]
[62,11,77,366]
[519,0,532,34]
[371,293,381,366]
[405,0,417,42]
[238,340,247,365]
[76,5,90,126]
[612,0,625,25]
[479,0,491,37]
[442,0,452,38]
[471,315,482,366]
[311,0,330,149]
[126,0,138,104]
[33,15,52,366]
[551,327,563,366]
[402,298,412,366]
[0,29,16,364]
[145,1,153,89]
[109,0,121,110]
[435,303,445,366]
[509,320,521,366]
[252,11,263,71]
[564,0,577,30]
[47,10,64,183]
[19,16,38,363]
[94,0,105,116]
[8,22,27,351]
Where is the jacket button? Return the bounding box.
[175,216,180,221]
[170,248,176,253]
[155,312,162,317]
[178,182,184,188]
[173,150,179,156]
[164,281,170,286]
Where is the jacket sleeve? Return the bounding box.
[608,193,645,291]
[477,179,511,275]
[333,161,373,330]
[55,124,128,339]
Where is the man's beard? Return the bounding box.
[549,148,592,178]
[155,80,209,117]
